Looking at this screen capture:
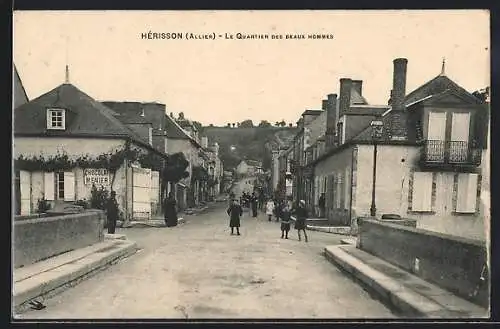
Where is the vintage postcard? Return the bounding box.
[12,10,490,320]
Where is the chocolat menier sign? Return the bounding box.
[84,168,110,186]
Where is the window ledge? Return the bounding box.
[452,211,478,216]
[407,210,436,215]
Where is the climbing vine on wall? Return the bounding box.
[14,146,166,172]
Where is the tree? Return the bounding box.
[178,112,185,120]
[279,120,286,127]
[232,123,236,128]
[275,121,280,126]
[170,112,175,118]
[227,123,231,127]
[288,123,293,127]
[240,119,254,128]
[237,122,241,127]
[258,120,272,127]
[209,123,214,127]
[193,121,203,131]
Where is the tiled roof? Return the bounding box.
[350,89,368,105]
[13,64,29,109]
[165,115,192,139]
[14,83,144,141]
[404,74,473,106]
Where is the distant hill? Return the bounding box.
[201,126,298,170]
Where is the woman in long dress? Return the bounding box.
[164,192,178,227]
[227,199,243,235]
[265,199,275,222]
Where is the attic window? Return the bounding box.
[47,108,66,130]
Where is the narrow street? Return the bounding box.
[18,204,397,319]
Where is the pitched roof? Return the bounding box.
[350,89,368,105]
[404,74,474,106]
[13,64,29,109]
[165,115,192,139]
[14,83,143,141]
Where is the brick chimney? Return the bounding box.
[389,58,408,140]
[325,93,338,149]
[339,78,352,118]
[352,80,363,96]
[321,99,328,111]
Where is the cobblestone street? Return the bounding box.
[18,205,397,319]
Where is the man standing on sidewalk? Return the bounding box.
[106,191,119,234]
[250,192,258,218]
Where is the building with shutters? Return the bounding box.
[13,80,168,221]
[305,58,489,240]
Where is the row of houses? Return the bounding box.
[13,64,224,221]
[271,58,490,240]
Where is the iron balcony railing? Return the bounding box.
[422,140,481,166]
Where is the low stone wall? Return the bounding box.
[358,218,489,308]
[14,210,105,269]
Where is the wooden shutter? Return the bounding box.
[64,171,75,201]
[44,172,55,200]
[412,172,432,211]
[456,173,478,213]
[20,171,31,215]
[344,168,350,210]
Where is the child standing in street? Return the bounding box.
[293,200,308,242]
[280,204,292,239]
[265,199,275,222]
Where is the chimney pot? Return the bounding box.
[339,78,352,117]
[326,93,338,149]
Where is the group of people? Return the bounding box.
[227,193,309,242]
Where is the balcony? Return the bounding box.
[420,140,481,168]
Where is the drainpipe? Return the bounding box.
[123,139,131,227]
[349,146,356,236]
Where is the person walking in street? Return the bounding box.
[293,200,309,242]
[265,198,275,222]
[106,191,119,234]
[227,198,243,235]
[250,192,258,217]
[318,192,326,218]
[164,192,178,227]
[280,203,292,239]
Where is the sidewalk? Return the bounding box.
[324,244,488,318]
[117,203,212,228]
[13,237,138,315]
[290,216,352,235]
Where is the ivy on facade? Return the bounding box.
[192,165,209,182]
[14,146,166,173]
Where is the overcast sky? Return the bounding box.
[13,10,489,126]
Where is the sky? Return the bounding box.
[13,10,490,126]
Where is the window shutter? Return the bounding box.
[344,168,350,210]
[337,173,342,208]
[412,172,432,211]
[64,171,75,201]
[44,172,55,200]
[456,173,478,213]
[20,171,31,215]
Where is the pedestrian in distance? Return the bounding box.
[318,192,326,218]
[164,192,178,227]
[293,200,309,242]
[280,204,292,239]
[265,198,275,222]
[227,198,243,235]
[250,192,258,217]
[106,190,119,234]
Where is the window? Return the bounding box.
[44,171,75,201]
[337,122,344,144]
[411,172,433,212]
[336,173,342,209]
[344,168,350,210]
[47,109,66,130]
[456,173,478,213]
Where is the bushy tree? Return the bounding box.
[240,119,254,128]
[258,120,272,127]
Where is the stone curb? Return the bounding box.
[290,216,352,235]
[13,240,138,313]
[323,245,487,318]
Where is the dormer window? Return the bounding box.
[47,108,66,130]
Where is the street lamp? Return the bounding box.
[370,120,384,217]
